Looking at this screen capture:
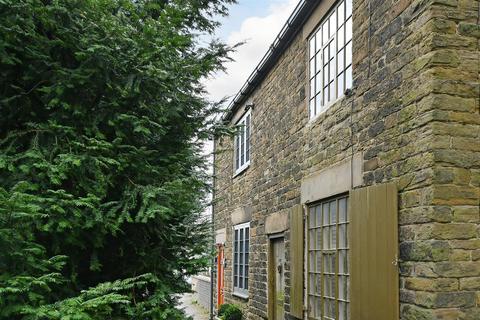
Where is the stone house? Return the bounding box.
[212,0,479,319]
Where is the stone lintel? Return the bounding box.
[265,211,289,234]
[215,228,226,244]
[301,153,363,204]
[231,206,252,225]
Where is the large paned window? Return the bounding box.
[308,196,350,320]
[234,110,251,175]
[309,0,353,119]
[233,222,250,297]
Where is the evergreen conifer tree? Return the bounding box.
[0,0,233,318]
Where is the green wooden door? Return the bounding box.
[271,237,285,320]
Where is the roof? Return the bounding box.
[223,0,319,121]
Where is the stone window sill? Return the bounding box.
[232,291,249,300]
[233,163,250,178]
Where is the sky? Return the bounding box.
[201,0,299,216]
[205,0,299,103]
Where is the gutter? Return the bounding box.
[223,0,318,122]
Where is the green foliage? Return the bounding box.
[218,304,242,320]
[0,0,234,318]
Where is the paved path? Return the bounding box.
[179,293,210,320]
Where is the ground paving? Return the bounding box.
[179,293,210,320]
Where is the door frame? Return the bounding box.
[268,233,285,320]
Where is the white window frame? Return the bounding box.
[307,196,350,320]
[233,109,251,176]
[308,0,353,120]
[233,222,250,298]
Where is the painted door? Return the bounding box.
[272,238,285,320]
[216,244,225,308]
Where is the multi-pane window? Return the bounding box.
[308,196,349,320]
[234,110,251,174]
[309,0,353,118]
[233,222,250,297]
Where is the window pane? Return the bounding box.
[315,94,322,111]
[316,205,322,227]
[316,53,322,73]
[310,251,315,271]
[309,207,315,227]
[329,82,335,102]
[308,296,315,317]
[316,251,322,272]
[240,124,245,166]
[345,224,349,248]
[346,0,352,17]
[324,276,330,297]
[347,277,350,299]
[345,251,350,274]
[346,17,352,42]
[309,98,315,118]
[339,197,347,222]
[310,230,316,251]
[338,48,345,73]
[323,46,329,62]
[315,297,322,319]
[316,75,322,94]
[322,23,329,45]
[338,24,345,48]
[323,227,329,249]
[309,37,316,57]
[323,64,329,87]
[316,228,322,249]
[329,13,336,38]
[339,302,346,320]
[346,65,352,89]
[338,1,345,25]
[323,87,328,106]
[331,225,337,249]
[339,276,347,300]
[339,224,346,248]
[310,58,315,78]
[323,203,329,225]
[323,254,331,273]
[338,72,345,97]
[329,41,336,63]
[339,250,347,274]
[345,198,349,220]
[329,60,335,83]
[346,41,352,67]
[309,274,315,294]
[316,31,322,53]
[310,79,315,98]
[330,201,337,223]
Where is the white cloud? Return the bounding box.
[205,0,299,103]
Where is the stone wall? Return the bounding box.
[213,0,479,319]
